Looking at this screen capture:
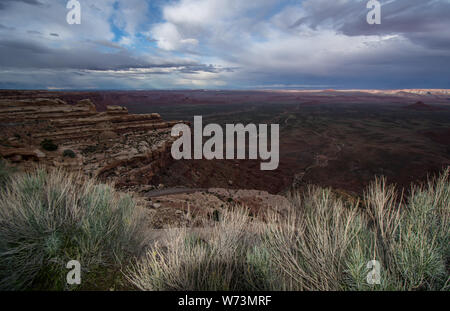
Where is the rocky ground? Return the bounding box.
[2,90,449,228]
[140,187,291,229]
[0,96,290,227]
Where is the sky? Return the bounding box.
[0,0,449,90]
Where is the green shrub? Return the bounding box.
[128,169,450,291]
[63,149,76,158]
[390,171,449,290]
[40,139,58,151]
[245,245,281,290]
[127,208,253,291]
[262,187,362,290]
[1,165,448,291]
[0,168,143,290]
[82,145,98,155]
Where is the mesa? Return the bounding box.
[0,97,186,189]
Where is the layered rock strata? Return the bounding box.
[0,98,185,187]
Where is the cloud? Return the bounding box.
[0,0,43,10]
[286,0,450,51]
[150,23,199,51]
[151,0,450,88]
[0,24,15,31]
[0,0,450,89]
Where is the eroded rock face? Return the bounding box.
[0,98,186,187]
[142,188,291,228]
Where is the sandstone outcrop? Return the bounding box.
[0,98,186,187]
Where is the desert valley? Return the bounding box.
[1,89,449,228]
[2,0,450,296]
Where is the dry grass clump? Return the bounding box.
[126,208,258,291]
[262,187,362,290]
[128,169,449,291]
[0,163,448,291]
[0,168,143,290]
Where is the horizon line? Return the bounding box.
[1,88,450,92]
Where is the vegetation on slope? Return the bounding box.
[0,164,448,291]
[0,167,143,290]
[128,169,449,291]
[0,159,15,188]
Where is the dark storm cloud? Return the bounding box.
[344,0,450,51]
[0,39,50,54]
[0,0,43,10]
[0,37,229,75]
[291,0,450,51]
[27,30,42,35]
[0,23,14,30]
[0,38,139,70]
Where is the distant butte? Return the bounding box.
[404,101,445,111]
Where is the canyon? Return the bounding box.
[0,97,185,189]
[1,89,449,227]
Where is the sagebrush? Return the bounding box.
[0,165,448,291]
[0,168,143,290]
[128,169,450,291]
